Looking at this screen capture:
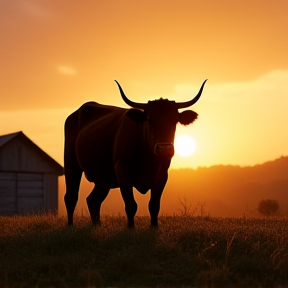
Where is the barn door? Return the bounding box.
[0,172,44,215]
[17,173,44,214]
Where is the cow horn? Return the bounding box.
[176,79,208,109]
[114,80,147,110]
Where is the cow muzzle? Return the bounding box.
[154,143,174,158]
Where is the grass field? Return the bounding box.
[0,214,288,287]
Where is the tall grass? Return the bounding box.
[0,214,288,287]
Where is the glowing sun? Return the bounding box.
[174,135,197,157]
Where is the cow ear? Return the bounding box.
[178,110,198,126]
[126,109,147,123]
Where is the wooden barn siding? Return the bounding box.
[17,173,44,214]
[0,138,53,173]
[44,174,58,214]
[0,142,19,171]
[0,171,60,215]
[0,173,16,214]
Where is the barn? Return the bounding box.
[0,131,64,215]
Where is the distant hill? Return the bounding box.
[58,156,288,217]
[163,156,288,216]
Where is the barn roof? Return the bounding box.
[0,131,64,176]
[0,131,19,147]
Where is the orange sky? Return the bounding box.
[0,0,288,169]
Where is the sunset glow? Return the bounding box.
[0,0,287,170]
[174,135,196,157]
[0,0,288,224]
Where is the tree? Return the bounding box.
[258,199,280,216]
[177,195,194,216]
[177,195,206,217]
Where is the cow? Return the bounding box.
[64,79,207,227]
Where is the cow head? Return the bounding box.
[115,79,207,158]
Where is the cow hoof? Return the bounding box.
[127,222,135,229]
[151,219,158,227]
[150,223,159,230]
[92,220,101,226]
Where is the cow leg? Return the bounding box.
[86,185,110,226]
[64,115,83,226]
[120,186,138,228]
[115,163,137,228]
[148,191,163,227]
[149,172,168,227]
[64,165,82,226]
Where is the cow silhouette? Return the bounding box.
[64,79,207,227]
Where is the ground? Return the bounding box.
[0,214,288,287]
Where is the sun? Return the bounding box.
[174,135,197,157]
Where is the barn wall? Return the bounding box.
[0,141,19,171]
[43,174,58,214]
[17,173,44,214]
[0,135,61,215]
[0,172,16,215]
[20,142,53,173]
[0,138,54,173]
[0,172,50,215]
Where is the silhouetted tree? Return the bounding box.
[258,199,280,216]
[177,195,207,217]
[177,195,194,216]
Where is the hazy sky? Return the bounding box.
[1,0,287,168]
